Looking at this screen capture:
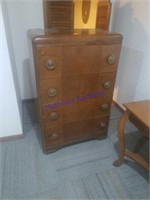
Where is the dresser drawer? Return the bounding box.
[62,45,121,75]
[36,47,62,78]
[92,98,112,117]
[62,73,116,100]
[39,78,62,103]
[64,115,109,143]
[42,96,112,124]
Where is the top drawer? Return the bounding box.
[35,44,121,78]
[62,45,121,75]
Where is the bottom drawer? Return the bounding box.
[64,115,109,143]
[43,115,109,153]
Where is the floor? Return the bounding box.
[0,100,149,199]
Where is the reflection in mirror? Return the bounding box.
[74,0,98,29]
[82,0,91,24]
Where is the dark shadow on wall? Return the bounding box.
[23,58,37,99]
[22,29,38,100]
[112,2,148,104]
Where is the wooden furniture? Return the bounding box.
[114,100,150,171]
[96,0,111,30]
[43,0,74,30]
[29,29,122,153]
[43,0,111,30]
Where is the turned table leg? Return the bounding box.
[113,110,129,166]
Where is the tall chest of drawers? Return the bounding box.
[29,29,122,153]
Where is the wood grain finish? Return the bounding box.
[114,100,150,171]
[29,29,122,153]
[62,45,121,75]
[96,0,112,30]
[43,0,74,30]
[124,100,150,129]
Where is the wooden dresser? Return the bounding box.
[29,29,122,153]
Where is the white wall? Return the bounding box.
[1,0,22,122]
[110,0,150,108]
[5,0,44,99]
[0,3,23,137]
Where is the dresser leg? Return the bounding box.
[113,111,129,166]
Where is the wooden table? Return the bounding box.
[114,100,150,171]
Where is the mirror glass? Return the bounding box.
[74,0,98,29]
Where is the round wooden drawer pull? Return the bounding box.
[100,122,106,128]
[48,88,57,97]
[101,103,109,111]
[49,112,58,120]
[46,58,56,70]
[103,81,112,89]
[107,55,116,65]
[50,132,59,140]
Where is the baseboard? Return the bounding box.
[0,134,24,142]
[112,100,125,113]
[22,98,37,102]
[0,98,36,143]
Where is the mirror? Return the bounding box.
[43,0,111,30]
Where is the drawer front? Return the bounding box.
[42,96,112,124]
[35,47,62,78]
[62,45,121,75]
[39,78,62,103]
[43,115,109,151]
[64,115,109,143]
[39,74,115,109]
[62,96,112,123]
[87,97,112,117]
[62,73,116,100]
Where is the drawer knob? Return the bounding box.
[49,112,58,120]
[107,55,116,65]
[48,88,57,97]
[46,58,56,70]
[103,81,112,89]
[101,103,109,111]
[50,132,59,140]
[100,122,106,128]
[40,51,44,55]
